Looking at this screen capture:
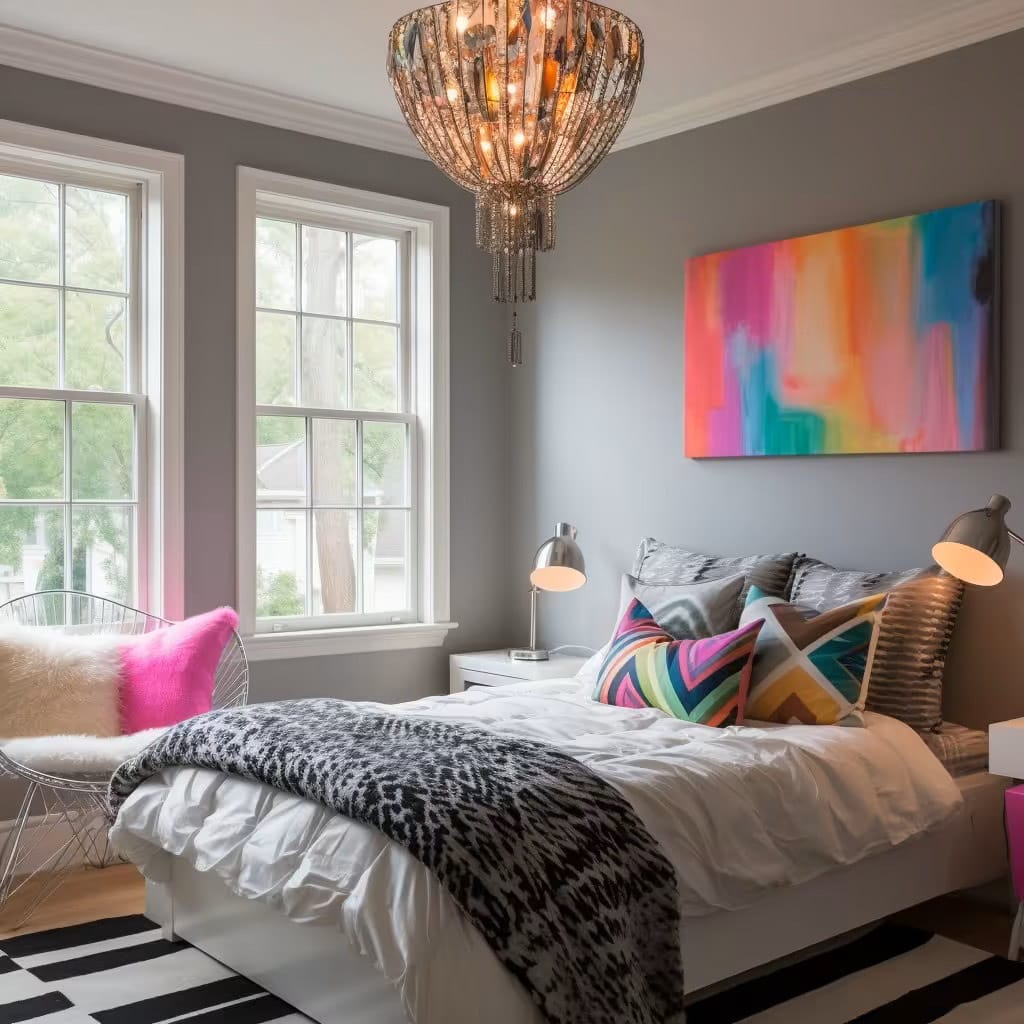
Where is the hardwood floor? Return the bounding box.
[894,892,1015,957]
[0,863,144,940]
[0,865,1015,961]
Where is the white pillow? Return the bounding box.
[574,572,746,690]
[0,623,122,739]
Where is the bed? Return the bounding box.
[110,677,1009,1024]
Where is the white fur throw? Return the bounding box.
[0,623,122,739]
[2,729,167,774]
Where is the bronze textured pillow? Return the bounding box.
[788,557,964,732]
[632,539,798,611]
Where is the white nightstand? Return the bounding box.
[449,649,588,694]
[990,719,1024,779]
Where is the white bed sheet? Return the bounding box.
[111,679,963,1024]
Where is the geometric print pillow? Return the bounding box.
[573,573,747,693]
[593,598,764,727]
[740,586,886,726]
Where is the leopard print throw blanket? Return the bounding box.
[110,698,685,1024]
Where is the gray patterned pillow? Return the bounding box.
[789,557,964,732]
[622,572,745,638]
[632,539,797,611]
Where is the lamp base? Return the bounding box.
[509,647,549,662]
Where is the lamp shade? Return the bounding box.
[932,494,1012,586]
[530,523,586,593]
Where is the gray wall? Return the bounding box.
[511,29,1024,731]
[0,66,512,815]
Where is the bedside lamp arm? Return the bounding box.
[1010,527,1024,546]
[528,585,539,653]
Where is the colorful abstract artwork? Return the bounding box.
[684,201,999,457]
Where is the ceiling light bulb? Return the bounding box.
[446,86,459,102]
[507,82,518,96]
[509,204,519,216]
[456,13,470,31]
[512,129,526,147]
[542,5,557,29]
[481,139,493,153]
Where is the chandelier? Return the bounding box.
[388,1,644,317]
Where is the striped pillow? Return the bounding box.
[593,598,764,727]
[789,558,963,732]
[632,539,798,612]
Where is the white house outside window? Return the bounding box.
[237,169,453,659]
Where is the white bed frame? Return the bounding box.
[144,771,1010,1022]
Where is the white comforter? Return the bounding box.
[111,680,963,1024]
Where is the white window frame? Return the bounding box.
[0,120,184,618]
[237,168,454,659]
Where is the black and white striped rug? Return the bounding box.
[1,915,1023,1023]
[0,915,308,1023]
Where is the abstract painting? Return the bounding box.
[684,201,999,457]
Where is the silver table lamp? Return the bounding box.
[933,494,1024,585]
[510,523,586,662]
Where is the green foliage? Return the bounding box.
[256,568,303,617]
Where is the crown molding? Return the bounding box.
[1,1,1023,161]
[615,0,1024,151]
[0,23,425,159]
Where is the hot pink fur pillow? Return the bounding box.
[0,607,238,740]
[119,607,238,732]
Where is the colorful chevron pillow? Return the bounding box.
[740,586,886,726]
[593,598,764,727]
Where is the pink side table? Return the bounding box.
[1006,785,1024,960]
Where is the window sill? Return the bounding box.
[243,621,459,661]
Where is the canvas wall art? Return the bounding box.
[683,201,999,457]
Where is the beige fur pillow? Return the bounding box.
[0,624,122,738]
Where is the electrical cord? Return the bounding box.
[548,644,597,656]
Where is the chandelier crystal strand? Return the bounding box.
[389,0,644,321]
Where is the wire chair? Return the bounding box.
[0,591,248,928]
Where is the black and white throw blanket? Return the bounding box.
[110,699,685,1024]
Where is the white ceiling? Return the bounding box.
[0,0,1023,155]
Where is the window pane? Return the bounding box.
[352,323,398,411]
[256,218,296,310]
[256,415,306,504]
[71,505,130,602]
[362,422,406,506]
[0,397,64,499]
[65,291,127,391]
[257,508,307,616]
[72,403,133,500]
[353,235,398,322]
[65,186,127,292]
[255,311,296,405]
[301,225,347,316]
[0,174,59,285]
[312,508,357,615]
[301,317,347,408]
[0,282,59,388]
[311,419,356,506]
[363,510,408,612]
[0,506,64,598]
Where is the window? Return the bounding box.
[0,122,183,617]
[237,169,452,658]
[0,173,137,605]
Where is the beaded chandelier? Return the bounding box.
[388,1,644,308]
